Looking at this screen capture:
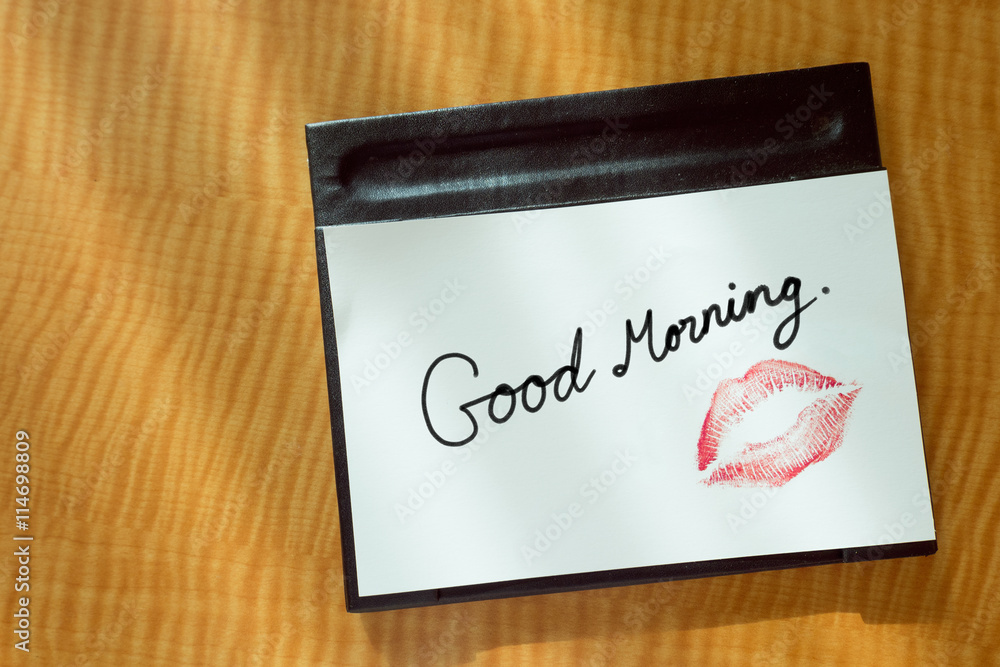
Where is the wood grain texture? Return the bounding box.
[1,0,997,664]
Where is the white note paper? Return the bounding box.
[322,170,935,597]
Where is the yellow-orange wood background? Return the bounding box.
[1,0,998,664]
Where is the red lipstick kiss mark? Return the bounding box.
[698,360,861,487]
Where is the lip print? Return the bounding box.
[698,359,861,487]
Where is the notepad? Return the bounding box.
[305,63,936,612]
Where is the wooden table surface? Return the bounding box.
[2,0,998,664]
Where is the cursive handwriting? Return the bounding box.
[422,277,827,445]
[612,277,824,377]
[422,328,595,447]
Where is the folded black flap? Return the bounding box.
[306,62,881,227]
